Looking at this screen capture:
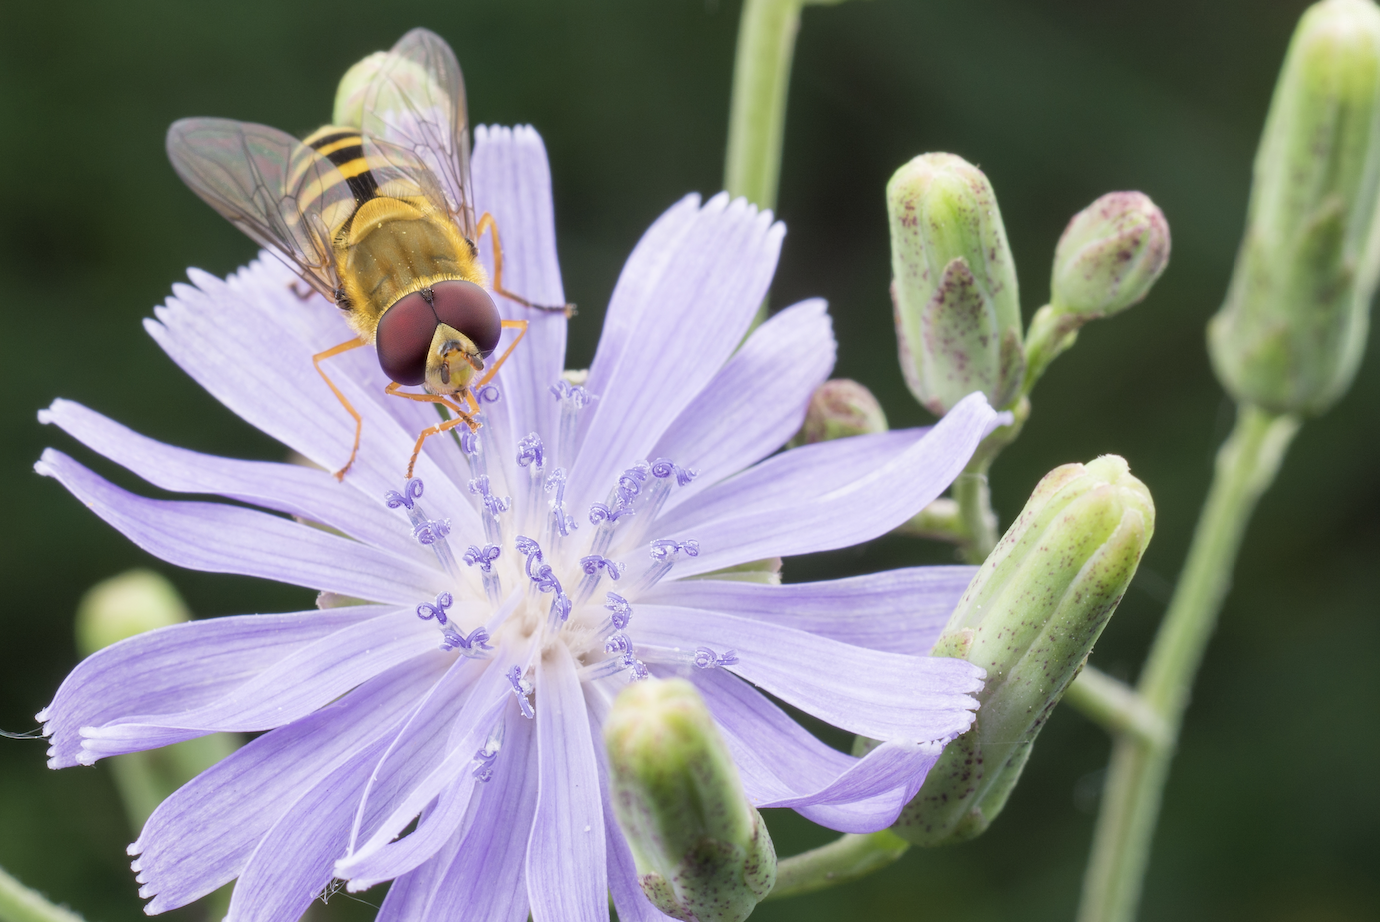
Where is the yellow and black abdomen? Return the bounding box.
[301,125,485,335]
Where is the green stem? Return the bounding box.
[0,867,87,922]
[953,463,998,565]
[724,0,803,212]
[1076,403,1300,922]
[766,831,911,900]
[1062,665,1169,748]
[725,0,854,331]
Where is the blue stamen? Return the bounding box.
[550,380,595,471]
[472,723,505,782]
[442,626,493,658]
[507,665,535,719]
[605,593,632,630]
[384,478,463,580]
[650,538,700,560]
[549,380,594,407]
[517,433,545,469]
[651,457,700,487]
[384,478,424,511]
[468,476,511,517]
[475,384,502,405]
[463,544,501,571]
[581,555,625,579]
[545,468,578,540]
[416,591,453,625]
[589,502,635,525]
[413,517,451,545]
[694,647,739,669]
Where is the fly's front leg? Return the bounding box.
[473,213,575,317]
[406,412,480,479]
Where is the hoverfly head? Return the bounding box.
[375,280,502,395]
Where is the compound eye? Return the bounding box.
[375,291,436,386]
[430,280,501,357]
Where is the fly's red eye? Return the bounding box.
[429,280,501,357]
[375,291,436,386]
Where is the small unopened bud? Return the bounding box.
[1209,0,1380,415]
[333,47,445,129]
[888,153,1026,415]
[789,379,888,447]
[605,679,775,922]
[1024,193,1170,391]
[75,569,190,656]
[892,456,1154,845]
[1051,192,1170,321]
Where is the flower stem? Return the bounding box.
[766,830,911,900]
[1060,665,1168,748]
[953,463,998,565]
[0,867,87,922]
[1076,403,1300,922]
[725,0,854,331]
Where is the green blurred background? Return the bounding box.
[1,1,1376,920]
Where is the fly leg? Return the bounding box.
[312,338,369,480]
[474,212,575,317]
[474,319,528,388]
[405,393,481,479]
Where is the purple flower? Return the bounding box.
[34,125,1002,921]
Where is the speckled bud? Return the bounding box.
[789,378,888,447]
[892,456,1154,846]
[1052,192,1170,320]
[1209,0,1380,415]
[605,678,775,922]
[75,569,190,656]
[333,47,445,129]
[888,153,1026,415]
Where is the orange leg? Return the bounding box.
[384,381,469,417]
[474,213,575,317]
[474,319,528,389]
[406,391,482,478]
[312,337,368,481]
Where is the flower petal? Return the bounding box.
[567,194,785,514]
[40,399,423,559]
[656,392,999,575]
[407,702,539,922]
[224,734,391,922]
[36,450,448,604]
[473,125,567,446]
[649,298,834,505]
[526,643,608,922]
[647,566,975,656]
[583,194,703,406]
[146,262,483,542]
[335,650,523,886]
[39,605,392,768]
[81,608,436,758]
[132,655,446,912]
[688,668,940,833]
[636,605,983,740]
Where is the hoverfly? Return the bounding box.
[166,28,567,480]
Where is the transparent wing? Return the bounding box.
[359,27,475,237]
[166,118,356,298]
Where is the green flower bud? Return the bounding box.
[1209,0,1380,415]
[888,153,1026,414]
[892,456,1154,845]
[332,49,444,129]
[1023,193,1170,392]
[75,569,189,656]
[605,679,775,922]
[1051,192,1170,321]
[788,378,888,447]
[74,570,238,832]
